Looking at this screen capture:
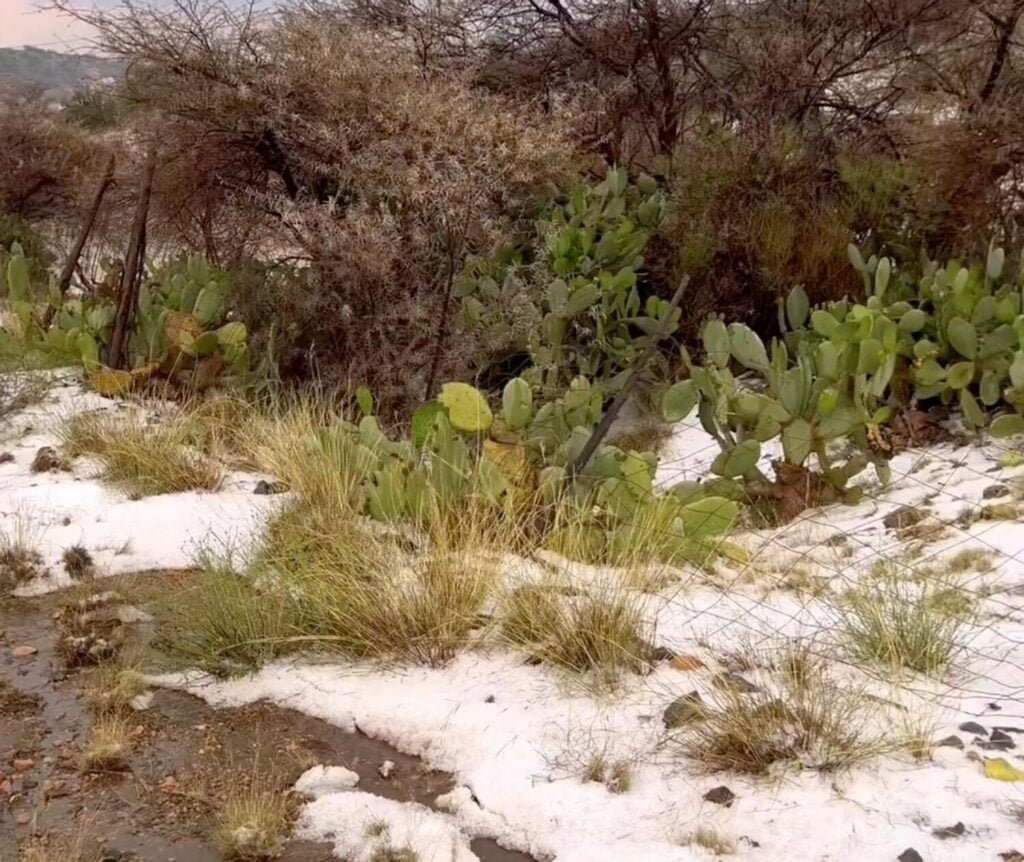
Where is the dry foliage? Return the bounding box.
[59,1,574,416]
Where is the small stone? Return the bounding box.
[989,702,1004,711]
[984,484,1010,499]
[883,506,926,530]
[959,721,986,735]
[980,729,1016,751]
[996,726,1024,734]
[30,446,63,473]
[663,691,706,729]
[936,735,964,750]
[484,695,495,704]
[377,760,395,779]
[11,645,37,658]
[253,480,286,495]
[12,758,34,772]
[703,785,735,806]
[932,822,966,840]
[897,849,923,862]
[713,672,759,694]
[16,812,30,826]
[0,452,14,464]
[669,654,705,672]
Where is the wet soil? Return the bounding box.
[0,583,533,862]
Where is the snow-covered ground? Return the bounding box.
[4,373,1024,861]
[0,371,278,592]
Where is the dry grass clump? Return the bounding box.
[82,714,132,771]
[58,410,223,496]
[212,784,296,861]
[679,826,735,855]
[84,659,147,716]
[0,372,51,420]
[842,569,967,677]
[159,500,498,672]
[499,583,653,686]
[255,502,498,666]
[63,544,95,580]
[582,755,633,794]
[155,567,299,676]
[677,646,885,775]
[0,515,45,592]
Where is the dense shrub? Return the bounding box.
[658,128,914,338]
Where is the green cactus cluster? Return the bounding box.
[798,243,1024,436]
[459,168,674,395]
[48,255,248,385]
[665,310,892,497]
[0,243,38,343]
[665,242,1024,501]
[351,375,738,568]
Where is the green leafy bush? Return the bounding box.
[459,168,674,395]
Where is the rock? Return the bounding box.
[11,645,37,658]
[980,729,1016,751]
[932,822,966,840]
[663,691,706,728]
[883,506,926,530]
[0,452,13,464]
[936,735,964,750]
[999,852,1024,862]
[377,760,395,779]
[983,484,1011,499]
[30,446,63,473]
[484,695,495,704]
[713,672,759,694]
[897,849,923,862]
[703,785,735,806]
[253,480,287,495]
[669,654,705,672]
[16,812,30,826]
[12,758,34,772]
[995,726,1024,734]
[959,721,986,735]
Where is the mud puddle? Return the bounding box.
[1,586,533,862]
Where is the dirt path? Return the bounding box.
[1,588,534,862]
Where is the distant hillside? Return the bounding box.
[0,47,123,102]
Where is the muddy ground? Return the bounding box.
[0,578,533,862]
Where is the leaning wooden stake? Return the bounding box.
[42,152,117,328]
[108,145,157,369]
[569,276,690,476]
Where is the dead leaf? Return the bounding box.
[670,654,705,672]
[11,645,38,658]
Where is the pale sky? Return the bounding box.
[0,1,98,49]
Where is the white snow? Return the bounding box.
[0,370,279,593]
[295,764,361,798]
[296,791,477,862]
[8,371,1024,861]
